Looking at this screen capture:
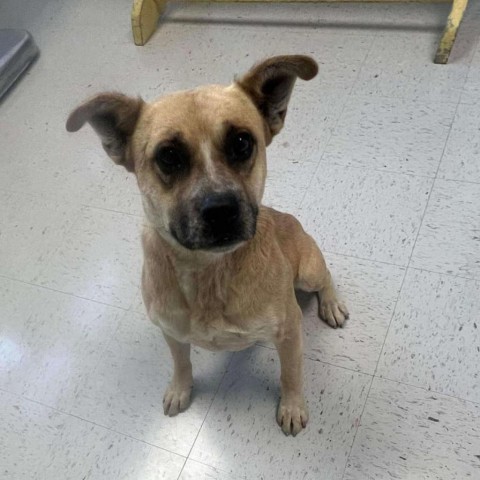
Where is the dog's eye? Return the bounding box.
[154,146,186,175]
[227,131,254,163]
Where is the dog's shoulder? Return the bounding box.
[256,206,308,275]
[260,206,304,234]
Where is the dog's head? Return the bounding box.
[67,55,317,252]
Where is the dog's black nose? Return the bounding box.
[201,193,240,229]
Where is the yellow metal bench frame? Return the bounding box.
[131,0,469,64]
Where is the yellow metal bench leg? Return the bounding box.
[434,0,469,64]
[131,0,166,46]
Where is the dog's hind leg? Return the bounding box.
[295,235,349,328]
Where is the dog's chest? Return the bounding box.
[149,269,278,351]
[190,317,274,351]
[153,309,276,351]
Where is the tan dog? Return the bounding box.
[67,55,348,436]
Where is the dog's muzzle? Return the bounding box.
[171,192,258,251]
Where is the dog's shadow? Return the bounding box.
[295,290,318,313]
[190,345,279,407]
[190,291,318,406]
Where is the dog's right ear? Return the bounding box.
[236,55,318,143]
[66,93,144,172]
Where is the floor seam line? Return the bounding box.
[340,375,375,480]
[341,83,468,476]
[370,83,464,379]
[0,273,130,311]
[0,388,188,459]
[178,352,237,478]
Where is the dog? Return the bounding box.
[66,55,349,436]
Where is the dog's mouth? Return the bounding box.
[171,220,256,252]
[170,197,258,252]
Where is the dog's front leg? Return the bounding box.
[162,333,193,416]
[275,310,308,436]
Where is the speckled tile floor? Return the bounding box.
[1,1,480,479]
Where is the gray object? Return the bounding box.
[0,29,39,99]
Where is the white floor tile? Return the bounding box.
[248,82,351,213]
[353,33,468,102]
[262,157,319,215]
[82,162,144,217]
[300,164,432,265]
[44,414,186,480]
[344,378,480,480]
[378,268,480,403]
[439,104,480,183]
[190,347,370,480]
[180,460,245,480]
[130,286,146,314]
[0,390,185,480]
[0,81,115,207]
[127,24,373,93]
[89,23,374,107]
[58,0,133,34]
[300,253,405,374]
[411,179,480,279]
[68,311,232,457]
[34,207,143,308]
[323,96,456,177]
[0,4,134,207]
[0,277,121,409]
[0,0,73,48]
[0,191,80,283]
[0,390,63,480]
[461,39,480,105]
[0,2,115,121]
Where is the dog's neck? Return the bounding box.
[141,210,269,309]
[143,224,243,308]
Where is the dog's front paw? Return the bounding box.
[163,383,192,416]
[319,296,349,329]
[277,396,309,436]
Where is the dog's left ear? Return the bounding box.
[236,55,318,142]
